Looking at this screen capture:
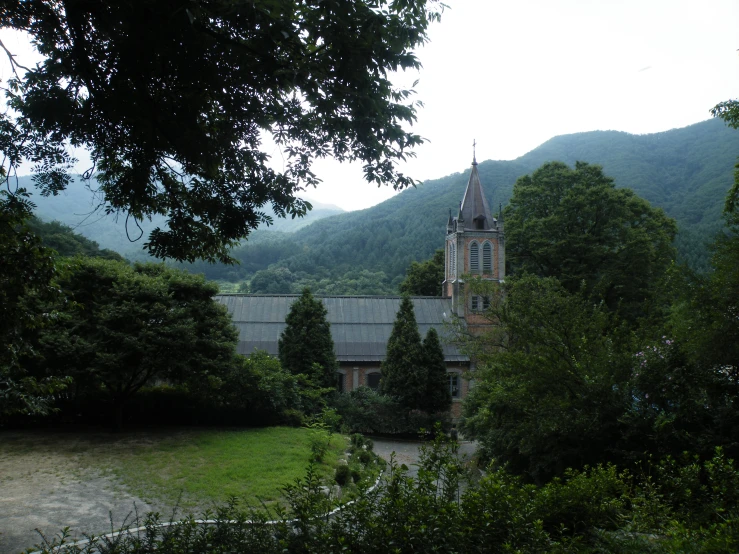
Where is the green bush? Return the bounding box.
[332,386,449,435]
[357,449,372,465]
[335,464,350,486]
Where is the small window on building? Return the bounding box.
[367,372,381,391]
[475,217,485,230]
[448,373,460,398]
[448,242,455,277]
[469,242,479,272]
[471,295,490,312]
[482,242,493,273]
[336,372,345,393]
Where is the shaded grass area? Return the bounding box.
[0,427,347,511]
[108,427,346,509]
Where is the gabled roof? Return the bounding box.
[215,294,469,363]
[459,160,496,231]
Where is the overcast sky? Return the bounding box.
[3,0,739,211]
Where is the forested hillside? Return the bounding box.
[186,117,739,285]
[24,179,343,258]
[19,118,739,287]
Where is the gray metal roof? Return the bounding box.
[214,295,469,363]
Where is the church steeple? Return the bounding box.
[459,157,495,231]
[443,147,505,313]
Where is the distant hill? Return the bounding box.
[187,118,739,282]
[21,177,343,258]
[16,118,738,280]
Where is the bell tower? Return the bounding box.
[443,145,505,317]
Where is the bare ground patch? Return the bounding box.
[0,429,189,554]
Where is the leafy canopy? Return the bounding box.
[0,189,69,417]
[36,258,238,429]
[399,249,444,296]
[1,0,443,263]
[504,161,677,321]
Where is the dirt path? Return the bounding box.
[0,430,163,554]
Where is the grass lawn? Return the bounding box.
[0,426,347,511]
[108,427,347,509]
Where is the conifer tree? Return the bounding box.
[381,295,426,410]
[422,327,452,413]
[278,288,337,388]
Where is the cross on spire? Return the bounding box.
[472,139,477,165]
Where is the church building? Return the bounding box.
[215,153,504,419]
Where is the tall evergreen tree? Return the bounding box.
[421,327,451,413]
[278,288,337,388]
[381,296,426,410]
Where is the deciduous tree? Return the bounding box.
[399,249,444,296]
[37,258,238,430]
[0,188,69,417]
[504,161,677,322]
[1,0,443,262]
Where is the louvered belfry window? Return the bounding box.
[482,242,493,274]
[449,242,455,277]
[469,242,479,272]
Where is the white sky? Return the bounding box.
[3,0,739,211]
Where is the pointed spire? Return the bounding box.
[499,202,503,221]
[457,201,464,222]
[459,157,493,231]
[447,208,453,232]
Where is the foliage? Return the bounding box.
[217,351,302,425]
[31,433,739,554]
[26,217,123,260]
[460,275,635,483]
[0,188,69,417]
[278,288,338,391]
[3,0,443,263]
[398,248,444,296]
[331,386,448,435]
[421,327,452,414]
[246,267,400,296]
[34,258,238,429]
[250,267,296,294]
[334,463,351,486]
[504,161,677,321]
[381,295,427,410]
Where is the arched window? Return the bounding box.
[482,242,493,274]
[448,242,455,277]
[366,372,381,391]
[448,373,460,398]
[469,242,479,273]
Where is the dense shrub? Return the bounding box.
[332,386,449,436]
[334,464,350,486]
